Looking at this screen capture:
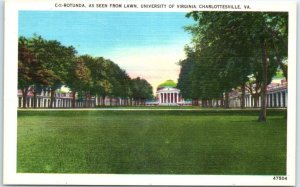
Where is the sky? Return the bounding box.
[19,11,195,92]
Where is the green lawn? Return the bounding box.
[17,109,287,175]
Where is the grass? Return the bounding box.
[17,109,287,175]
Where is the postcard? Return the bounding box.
[3,0,297,185]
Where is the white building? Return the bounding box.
[229,79,287,108]
[157,87,183,105]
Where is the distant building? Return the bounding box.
[157,87,181,105]
[155,80,187,106]
[229,78,287,108]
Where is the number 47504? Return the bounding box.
[273,176,287,180]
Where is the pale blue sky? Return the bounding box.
[19,11,195,90]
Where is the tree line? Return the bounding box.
[18,35,153,108]
[177,12,288,121]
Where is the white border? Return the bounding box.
[3,0,297,185]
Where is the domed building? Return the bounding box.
[156,80,183,105]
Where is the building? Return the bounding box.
[156,80,186,106]
[229,79,287,108]
[157,87,182,105]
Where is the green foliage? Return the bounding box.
[67,56,92,94]
[158,80,177,89]
[178,11,288,116]
[131,77,153,100]
[18,35,153,105]
[177,47,195,99]
[273,70,284,79]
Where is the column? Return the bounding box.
[285,90,288,107]
[174,93,176,103]
[40,98,43,108]
[276,93,278,107]
[282,92,285,107]
[281,91,284,107]
[28,97,32,108]
[246,95,250,107]
[279,92,281,107]
[273,93,276,107]
[177,93,179,103]
[161,93,163,103]
[37,98,40,108]
[271,94,273,107]
[171,93,173,103]
[173,93,175,103]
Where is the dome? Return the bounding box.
[157,80,177,90]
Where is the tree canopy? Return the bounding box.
[18,35,153,108]
[178,11,288,121]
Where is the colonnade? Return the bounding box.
[18,96,96,108]
[266,90,287,107]
[159,92,181,104]
[243,90,287,108]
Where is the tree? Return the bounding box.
[18,37,34,108]
[131,77,153,105]
[18,36,59,108]
[184,11,287,121]
[66,57,92,108]
[18,35,77,108]
[33,36,77,108]
[177,46,195,102]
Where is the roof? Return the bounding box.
[157,80,177,89]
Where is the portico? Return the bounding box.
[157,87,181,105]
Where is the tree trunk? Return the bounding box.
[22,88,28,108]
[220,98,224,107]
[241,82,245,109]
[72,91,76,108]
[224,92,229,109]
[50,89,55,108]
[84,93,88,108]
[192,98,198,106]
[101,96,106,106]
[258,39,268,122]
[97,96,100,107]
[33,91,37,108]
[253,94,259,108]
[202,99,205,107]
